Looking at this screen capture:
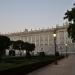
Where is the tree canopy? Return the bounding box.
[0,35,10,56]
[23,42,35,57]
[64,4,75,42]
[9,40,35,57]
[12,40,24,50]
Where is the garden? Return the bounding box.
[0,35,65,75]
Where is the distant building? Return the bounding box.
[5,23,75,55]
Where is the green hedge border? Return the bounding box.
[0,56,65,75]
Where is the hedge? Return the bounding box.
[0,55,65,75]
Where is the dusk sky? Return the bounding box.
[0,0,74,33]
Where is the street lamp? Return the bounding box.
[65,44,68,57]
[53,32,57,64]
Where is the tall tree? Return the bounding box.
[64,4,75,42]
[13,40,24,56]
[0,35,10,57]
[23,42,35,57]
[29,43,35,52]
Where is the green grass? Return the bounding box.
[0,59,36,71]
[0,55,56,71]
[0,63,15,71]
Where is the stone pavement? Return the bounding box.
[26,55,75,75]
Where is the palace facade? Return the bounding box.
[5,23,75,55]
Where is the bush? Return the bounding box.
[0,55,65,75]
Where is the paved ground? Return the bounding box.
[26,55,75,75]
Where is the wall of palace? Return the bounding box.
[5,24,75,55]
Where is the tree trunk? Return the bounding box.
[26,50,31,58]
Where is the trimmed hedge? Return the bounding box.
[0,55,65,75]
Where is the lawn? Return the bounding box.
[0,55,59,71]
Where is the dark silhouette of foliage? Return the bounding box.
[29,43,35,52]
[13,40,24,50]
[64,4,75,42]
[0,35,10,57]
[9,40,15,49]
[23,42,35,57]
[9,40,35,57]
[12,40,24,56]
[10,41,15,45]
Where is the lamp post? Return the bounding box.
[65,44,67,57]
[53,32,57,64]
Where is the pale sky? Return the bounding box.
[0,0,74,33]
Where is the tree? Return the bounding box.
[9,41,15,49]
[0,35,10,57]
[29,43,35,52]
[23,42,35,57]
[64,4,75,42]
[12,40,24,56]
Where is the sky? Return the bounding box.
[0,0,75,33]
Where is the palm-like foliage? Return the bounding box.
[64,4,75,42]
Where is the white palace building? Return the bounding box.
[5,23,75,55]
